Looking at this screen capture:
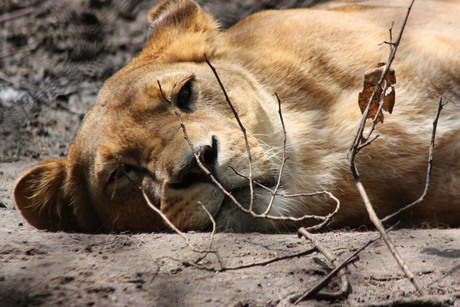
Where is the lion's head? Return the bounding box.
[14,0,286,233]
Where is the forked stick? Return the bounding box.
[262,93,288,216]
[184,247,317,272]
[381,98,446,223]
[204,55,256,212]
[348,0,414,155]
[293,224,398,303]
[347,0,428,296]
[293,227,351,303]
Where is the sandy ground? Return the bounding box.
[1,0,459,306]
[1,162,459,306]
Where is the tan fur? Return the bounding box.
[14,0,460,232]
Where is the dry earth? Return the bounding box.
[1,164,459,307]
[1,0,459,306]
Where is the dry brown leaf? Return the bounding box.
[358,63,396,124]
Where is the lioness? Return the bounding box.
[14,0,460,232]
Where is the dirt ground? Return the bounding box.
[0,0,459,306]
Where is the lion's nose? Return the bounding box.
[173,136,218,188]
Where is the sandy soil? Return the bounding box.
[0,0,459,306]
[1,182,459,306]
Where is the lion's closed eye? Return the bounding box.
[105,164,142,195]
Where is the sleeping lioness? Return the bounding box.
[14,0,460,232]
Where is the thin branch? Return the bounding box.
[204,55,256,212]
[119,164,217,255]
[0,7,34,23]
[358,134,380,151]
[293,227,352,303]
[228,166,340,230]
[0,43,39,59]
[362,80,391,143]
[183,247,316,272]
[293,223,399,303]
[347,0,427,296]
[198,202,217,256]
[141,187,218,255]
[381,97,446,223]
[351,172,427,296]
[363,25,396,142]
[262,93,288,215]
[348,0,415,158]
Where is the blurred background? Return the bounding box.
[0,0,326,161]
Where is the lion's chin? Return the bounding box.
[211,181,277,232]
[187,172,276,232]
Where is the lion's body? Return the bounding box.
[14,0,460,232]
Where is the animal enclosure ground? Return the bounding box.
[0,0,459,306]
[1,163,459,306]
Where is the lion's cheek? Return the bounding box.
[161,183,225,231]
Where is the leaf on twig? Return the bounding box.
[358,63,396,124]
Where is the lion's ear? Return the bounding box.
[140,0,221,62]
[14,159,79,232]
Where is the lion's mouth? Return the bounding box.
[215,174,277,211]
[207,181,276,232]
[168,136,219,190]
[168,171,213,189]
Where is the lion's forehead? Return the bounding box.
[98,61,205,106]
[72,100,183,176]
[77,66,197,151]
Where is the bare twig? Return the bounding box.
[0,43,39,58]
[198,202,217,254]
[183,247,316,272]
[347,0,427,296]
[293,224,399,303]
[203,58,339,229]
[293,227,352,303]
[348,0,415,156]
[0,7,34,23]
[0,72,18,85]
[381,98,446,223]
[228,166,340,230]
[141,190,218,255]
[141,189,190,242]
[204,55,256,212]
[349,170,428,295]
[262,93,288,215]
[363,26,395,142]
[119,165,217,255]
